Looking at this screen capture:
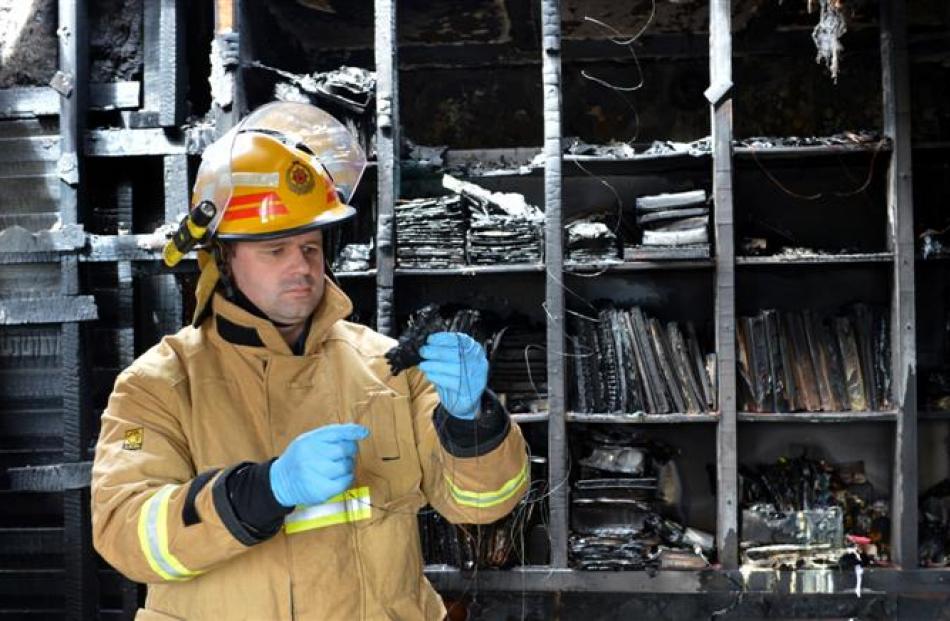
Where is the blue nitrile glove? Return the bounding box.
[418,332,489,420]
[269,423,369,508]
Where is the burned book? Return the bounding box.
[648,318,687,413]
[394,195,467,268]
[635,190,707,212]
[565,218,619,263]
[569,306,713,415]
[785,311,822,412]
[803,310,838,411]
[633,189,711,248]
[629,307,670,414]
[686,322,716,410]
[834,316,868,411]
[637,208,709,227]
[666,322,706,414]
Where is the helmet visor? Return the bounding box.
[237,101,366,203]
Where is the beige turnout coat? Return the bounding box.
[91,280,529,620]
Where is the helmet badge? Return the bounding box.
[286,161,315,195]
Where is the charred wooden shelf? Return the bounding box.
[564,259,714,273]
[736,252,894,266]
[425,566,950,594]
[394,263,544,276]
[916,253,950,263]
[334,269,377,279]
[738,411,897,423]
[511,412,550,423]
[0,82,141,119]
[567,412,719,424]
[562,151,710,176]
[912,141,950,151]
[734,142,892,159]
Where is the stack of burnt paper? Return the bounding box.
[569,308,716,415]
[394,195,467,268]
[635,189,710,247]
[565,218,620,263]
[570,430,714,570]
[736,305,892,413]
[443,175,544,266]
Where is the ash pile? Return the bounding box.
[569,429,714,570]
[740,450,889,569]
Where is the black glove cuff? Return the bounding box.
[220,460,292,544]
[433,398,510,459]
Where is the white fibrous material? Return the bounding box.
[811,0,847,82]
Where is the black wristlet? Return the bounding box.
[433,395,511,459]
[223,460,292,541]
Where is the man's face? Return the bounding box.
[228,229,326,325]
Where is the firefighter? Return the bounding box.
[91,102,529,620]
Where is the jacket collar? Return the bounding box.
[211,276,353,356]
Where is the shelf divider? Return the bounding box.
[881,0,919,569]
[541,0,569,571]
[710,0,739,570]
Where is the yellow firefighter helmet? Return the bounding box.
[193,101,366,240]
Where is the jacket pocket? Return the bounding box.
[135,609,184,621]
[353,392,424,518]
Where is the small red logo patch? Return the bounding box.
[286,161,315,195]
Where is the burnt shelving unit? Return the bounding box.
[0,0,946,619]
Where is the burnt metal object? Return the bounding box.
[742,504,844,547]
[739,452,891,566]
[384,304,446,376]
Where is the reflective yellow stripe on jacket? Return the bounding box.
[137,485,202,581]
[284,486,372,534]
[445,458,529,509]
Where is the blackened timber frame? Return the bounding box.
[58,0,97,619]
[374,0,398,336]
[541,0,568,570]
[881,0,918,569]
[710,0,739,570]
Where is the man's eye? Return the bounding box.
[303,245,321,255]
[268,247,283,256]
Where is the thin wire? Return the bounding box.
[748,139,886,200]
[578,9,654,92]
